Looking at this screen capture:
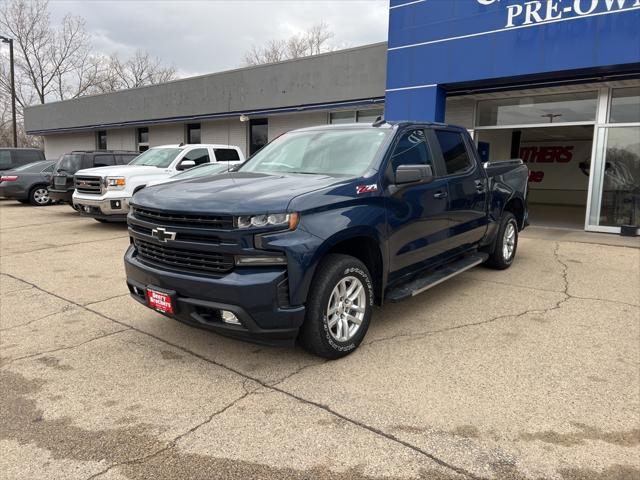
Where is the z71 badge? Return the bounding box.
[356,184,378,194]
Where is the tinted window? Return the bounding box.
[610,87,640,123]
[214,148,240,161]
[55,154,84,174]
[13,150,44,163]
[0,151,12,168]
[116,154,137,165]
[390,129,432,171]
[93,154,116,167]
[435,130,473,175]
[182,148,210,166]
[96,131,107,150]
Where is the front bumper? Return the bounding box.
[124,246,305,346]
[73,194,130,221]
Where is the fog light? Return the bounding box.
[111,200,121,209]
[221,311,241,325]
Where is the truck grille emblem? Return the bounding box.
[151,227,177,243]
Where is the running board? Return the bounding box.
[386,252,489,302]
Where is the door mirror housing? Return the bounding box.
[178,159,196,170]
[394,164,433,184]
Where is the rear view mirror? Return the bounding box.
[179,160,196,170]
[395,164,433,184]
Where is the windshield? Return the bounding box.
[172,162,231,179]
[240,129,389,176]
[55,154,83,174]
[129,148,182,168]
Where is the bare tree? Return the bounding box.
[243,21,335,66]
[0,0,176,146]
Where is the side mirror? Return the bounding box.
[395,164,433,184]
[178,159,196,170]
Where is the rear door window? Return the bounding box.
[13,149,44,165]
[434,130,473,175]
[214,148,240,162]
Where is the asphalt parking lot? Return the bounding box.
[1,201,639,480]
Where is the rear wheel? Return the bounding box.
[485,212,518,270]
[29,186,51,206]
[299,254,374,359]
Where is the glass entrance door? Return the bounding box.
[587,87,640,234]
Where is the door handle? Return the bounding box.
[475,180,486,193]
[433,191,448,199]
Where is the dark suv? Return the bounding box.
[49,150,139,205]
[0,148,46,173]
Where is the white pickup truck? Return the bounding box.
[73,144,244,222]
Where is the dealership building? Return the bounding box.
[24,0,640,234]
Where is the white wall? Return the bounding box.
[201,120,248,158]
[43,132,95,160]
[106,128,136,151]
[445,98,475,129]
[475,130,512,162]
[268,112,327,141]
[149,124,184,146]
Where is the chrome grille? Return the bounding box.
[75,176,103,195]
[134,239,234,275]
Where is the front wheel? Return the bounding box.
[299,254,374,359]
[485,212,518,270]
[29,186,51,206]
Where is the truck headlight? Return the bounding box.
[235,212,299,230]
[106,177,126,189]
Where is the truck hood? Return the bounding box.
[75,165,166,177]
[133,172,353,214]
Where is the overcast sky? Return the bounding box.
[49,0,390,78]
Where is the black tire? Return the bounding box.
[485,212,518,270]
[299,254,374,359]
[29,185,51,206]
[18,199,30,204]
[94,218,109,223]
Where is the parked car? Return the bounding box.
[73,144,244,222]
[146,162,241,187]
[0,160,56,206]
[0,148,46,173]
[49,150,139,206]
[124,122,528,359]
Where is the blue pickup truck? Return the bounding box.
[124,121,528,358]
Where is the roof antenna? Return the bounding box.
[178,142,184,147]
[372,116,385,127]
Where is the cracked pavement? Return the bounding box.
[1,202,639,480]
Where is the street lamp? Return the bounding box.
[0,34,17,147]
[541,113,562,124]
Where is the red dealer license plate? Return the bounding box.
[146,288,174,314]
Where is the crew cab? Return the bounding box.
[124,122,528,358]
[72,144,244,222]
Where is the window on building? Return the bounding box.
[186,123,201,144]
[610,87,640,123]
[434,130,473,175]
[476,91,598,126]
[249,119,268,155]
[96,130,107,150]
[389,129,432,172]
[137,127,149,152]
[214,148,240,161]
[329,111,355,124]
[356,108,384,124]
